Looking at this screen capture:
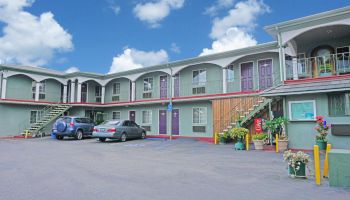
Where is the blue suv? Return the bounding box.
[53,116,95,140]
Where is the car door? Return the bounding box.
[86,118,94,134]
[126,120,138,138]
[122,121,132,138]
[131,121,143,137]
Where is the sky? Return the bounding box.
[0,0,349,74]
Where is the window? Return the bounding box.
[143,78,153,92]
[30,110,43,124]
[32,81,46,99]
[192,69,206,86]
[95,86,102,97]
[336,46,350,73]
[112,82,120,95]
[289,100,316,121]
[142,110,152,124]
[112,111,121,120]
[329,92,350,116]
[193,107,207,124]
[227,65,234,82]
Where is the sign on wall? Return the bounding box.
[254,118,263,133]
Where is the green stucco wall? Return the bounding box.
[6,75,32,100]
[285,93,350,150]
[105,78,130,103]
[135,71,170,100]
[178,63,223,97]
[228,52,281,93]
[102,101,213,137]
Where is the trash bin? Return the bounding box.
[329,149,350,187]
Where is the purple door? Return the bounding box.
[258,59,273,90]
[172,109,179,135]
[174,73,180,97]
[160,75,167,99]
[129,111,136,122]
[81,83,87,103]
[159,110,167,134]
[241,62,254,91]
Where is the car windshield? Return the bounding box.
[57,117,71,123]
[101,121,120,126]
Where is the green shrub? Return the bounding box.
[229,127,248,140]
[252,133,268,141]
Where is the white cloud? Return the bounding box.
[0,0,73,66]
[200,27,256,56]
[170,42,181,54]
[107,0,121,15]
[204,0,235,16]
[65,66,79,74]
[200,0,269,56]
[133,0,185,28]
[109,48,169,73]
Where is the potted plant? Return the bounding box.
[229,127,248,150]
[263,117,288,151]
[283,150,310,178]
[218,131,230,144]
[314,116,330,150]
[319,63,333,76]
[252,133,268,150]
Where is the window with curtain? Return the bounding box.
[142,110,152,124]
[329,92,350,116]
[192,69,206,86]
[143,78,153,92]
[112,82,120,95]
[193,107,207,124]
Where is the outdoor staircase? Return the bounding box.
[219,97,273,135]
[24,104,72,137]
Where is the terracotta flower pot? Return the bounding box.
[253,140,264,150]
[278,139,288,152]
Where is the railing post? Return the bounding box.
[292,58,299,80]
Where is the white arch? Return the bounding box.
[37,77,66,85]
[103,76,131,86]
[76,77,103,85]
[281,19,350,45]
[128,69,171,82]
[6,71,41,82]
[172,62,223,75]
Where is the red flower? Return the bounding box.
[316,116,324,122]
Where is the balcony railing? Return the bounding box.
[286,52,350,80]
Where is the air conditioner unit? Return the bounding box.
[112,96,120,102]
[192,87,206,95]
[143,92,152,99]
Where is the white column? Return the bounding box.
[292,58,299,80]
[77,82,82,103]
[101,86,105,104]
[70,81,75,103]
[35,82,40,101]
[171,76,175,97]
[1,77,6,99]
[131,81,136,101]
[63,85,68,103]
[277,32,285,83]
[0,72,2,98]
[222,68,227,93]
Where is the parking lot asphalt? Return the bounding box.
[0,137,349,200]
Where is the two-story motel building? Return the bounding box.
[1,7,350,149]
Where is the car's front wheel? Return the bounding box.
[99,138,106,142]
[120,133,127,142]
[56,135,64,140]
[75,130,83,140]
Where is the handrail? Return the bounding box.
[214,72,282,134]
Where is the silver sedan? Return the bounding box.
[92,120,146,142]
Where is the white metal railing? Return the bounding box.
[286,52,350,80]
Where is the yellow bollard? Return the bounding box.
[323,143,332,178]
[276,134,279,153]
[214,133,218,145]
[314,145,321,185]
[24,130,29,139]
[245,134,249,151]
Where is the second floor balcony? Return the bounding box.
[286,52,350,80]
